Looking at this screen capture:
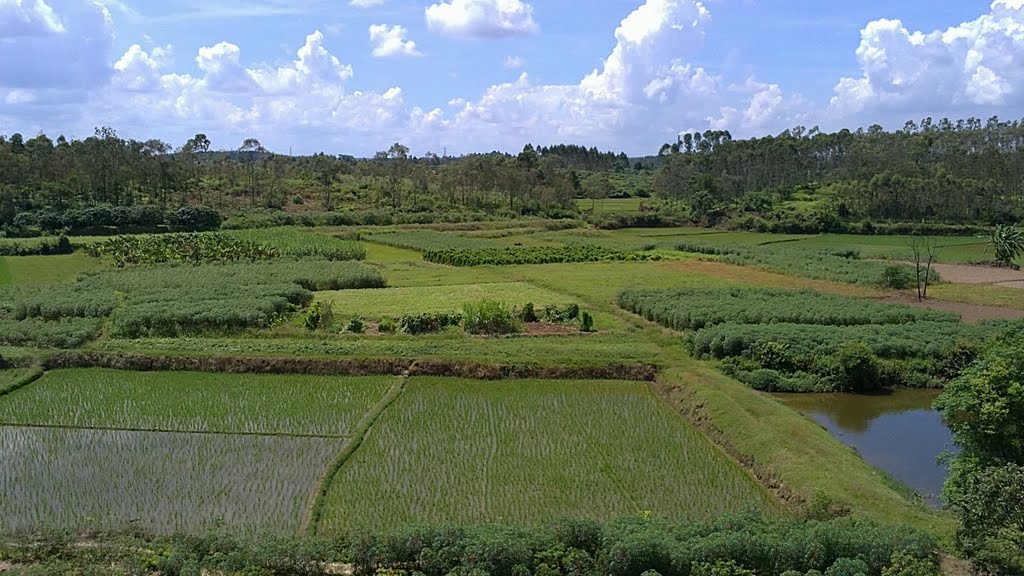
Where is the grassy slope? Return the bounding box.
[0,368,393,437]
[318,377,776,533]
[0,257,10,285]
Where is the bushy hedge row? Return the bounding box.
[684,321,1023,391]
[675,240,936,287]
[687,321,1005,362]
[0,235,72,256]
[0,317,103,348]
[424,245,662,266]
[618,288,957,330]
[0,514,939,576]
[1,284,116,320]
[89,261,386,337]
[11,205,221,235]
[86,233,280,266]
[1,260,387,342]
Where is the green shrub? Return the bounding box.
[881,265,912,289]
[462,300,522,335]
[521,302,538,323]
[581,312,594,333]
[691,560,755,576]
[399,312,462,335]
[826,342,883,393]
[346,318,366,334]
[378,318,397,333]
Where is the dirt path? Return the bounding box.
[885,295,1024,324]
[928,262,1024,286]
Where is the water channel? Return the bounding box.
[774,389,955,505]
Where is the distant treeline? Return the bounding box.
[0,130,636,233]
[656,117,1024,225]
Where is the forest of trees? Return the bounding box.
[655,117,1024,225]
[0,130,619,233]
[2,116,1023,236]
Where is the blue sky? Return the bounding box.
[0,0,1019,156]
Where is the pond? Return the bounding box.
[774,389,955,506]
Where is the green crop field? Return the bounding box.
[6,217,1015,544]
[574,197,646,213]
[316,282,573,318]
[92,333,666,367]
[1,254,102,285]
[317,377,776,533]
[0,426,344,534]
[0,369,392,437]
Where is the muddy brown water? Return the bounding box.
[774,389,955,506]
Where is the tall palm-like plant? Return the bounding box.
[987,225,1024,268]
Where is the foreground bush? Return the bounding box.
[0,514,939,576]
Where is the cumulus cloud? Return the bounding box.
[369,24,423,58]
[113,44,172,91]
[350,0,384,6]
[0,0,113,90]
[0,0,64,36]
[425,0,538,38]
[830,0,1024,116]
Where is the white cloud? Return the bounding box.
[0,0,64,36]
[830,0,1024,116]
[0,0,112,90]
[504,55,525,68]
[425,0,538,38]
[350,0,384,6]
[113,44,172,92]
[369,24,423,58]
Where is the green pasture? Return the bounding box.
[316,281,573,319]
[317,377,776,533]
[0,254,102,284]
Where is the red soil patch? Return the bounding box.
[884,295,1024,325]
[523,322,579,336]
[928,262,1024,286]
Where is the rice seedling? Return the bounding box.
[0,426,344,534]
[317,378,776,533]
[0,369,393,437]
